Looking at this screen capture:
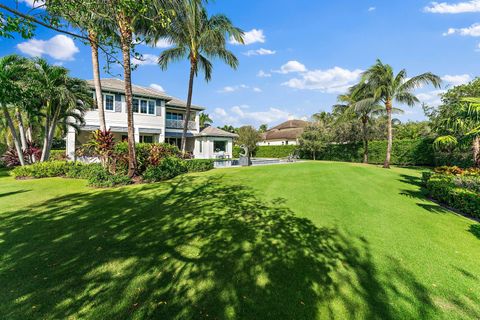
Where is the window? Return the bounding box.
[148,101,155,115]
[140,100,147,114]
[140,135,154,143]
[166,112,184,120]
[121,135,128,142]
[285,140,289,145]
[199,140,203,153]
[214,140,226,152]
[131,98,156,115]
[166,137,181,149]
[105,94,114,111]
[133,99,139,113]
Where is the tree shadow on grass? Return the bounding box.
[469,224,480,240]
[0,189,30,198]
[0,175,440,319]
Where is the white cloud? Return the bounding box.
[443,23,480,36]
[244,48,276,56]
[132,53,158,66]
[213,105,303,126]
[257,70,272,78]
[19,0,45,8]
[17,35,79,61]
[442,74,471,86]
[275,60,307,74]
[417,89,446,106]
[155,38,173,48]
[218,84,262,93]
[230,29,266,45]
[368,6,376,12]
[282,66,363,93]
[149,83,165,92]
[425,0,480,13]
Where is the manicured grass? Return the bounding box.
[0,162,479,319]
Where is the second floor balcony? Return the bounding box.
[166,119,197,130]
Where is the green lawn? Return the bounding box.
[1,162,479,319]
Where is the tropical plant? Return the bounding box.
[429,79,480,167]
[32,59,91,161]
[333,83,385,163]
[298,124,328,160]
[0,55,30,165]
[236,126,261,157]
[361,59,441,168]
[199,112,213,129]
[141,0,243,152]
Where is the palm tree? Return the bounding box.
[334,84,384,163]
[142,0,243,152]
[361,59,441,168]
[199,112,213,129]
[0,55,30,165]
[32,59,91,161]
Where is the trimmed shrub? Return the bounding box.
[65,163,105,180]
[426,175,480,218]
[11,161,73,178]
[233,145,297,158]
[185,159,214,172]
[87,169,131,188]
[49,149,67,161]
[143,157,187,182]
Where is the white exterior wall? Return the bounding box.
[258,139,298,146]
[66,91,204,159]
[82,95,166,142]
[194,137,234,159]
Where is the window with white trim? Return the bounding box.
[105,94,114,111]
[132,97,156,115]
[166,112,184,120]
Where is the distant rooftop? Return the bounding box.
[199,126,238,138]
[262,119,309,141]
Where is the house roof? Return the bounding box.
[87,78,204,110]
[262,119,309,141]
[198,126,238,138]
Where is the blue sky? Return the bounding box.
[1,0,480,128]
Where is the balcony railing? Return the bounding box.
[166,119,197,130]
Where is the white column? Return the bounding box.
[66,128,76,161]
[134,127,140,143]
[195,112,200,131]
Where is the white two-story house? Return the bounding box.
[66,78,237,160]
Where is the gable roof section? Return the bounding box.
[262,119,309,141]
[199,126,238,138]
[87,78,204,110]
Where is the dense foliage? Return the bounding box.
[423,169,480,219]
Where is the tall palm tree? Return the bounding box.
[142,0,243,152]
[45,1,106,131]
[0,55,30,165]
[361,59,441,168]
[32,59,91,161]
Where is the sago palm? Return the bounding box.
[361,59,441,168]
[141,0,243,152]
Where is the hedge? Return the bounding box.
[233,145,297,158]
[425,174,480,218]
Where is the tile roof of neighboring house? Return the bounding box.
[87,78,204,110]
[198,126,238,138]
[262,120,309,141]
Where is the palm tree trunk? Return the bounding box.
[473,136,480,167]
[40,118,49,162]
[313,150,316,161]
[362,118,369,164]
[3,105,25,166]
[383,99,393,168]
[118,14,137,177]
[89,30,106,132]
[181,61,196,154]
[15,108,27,151]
